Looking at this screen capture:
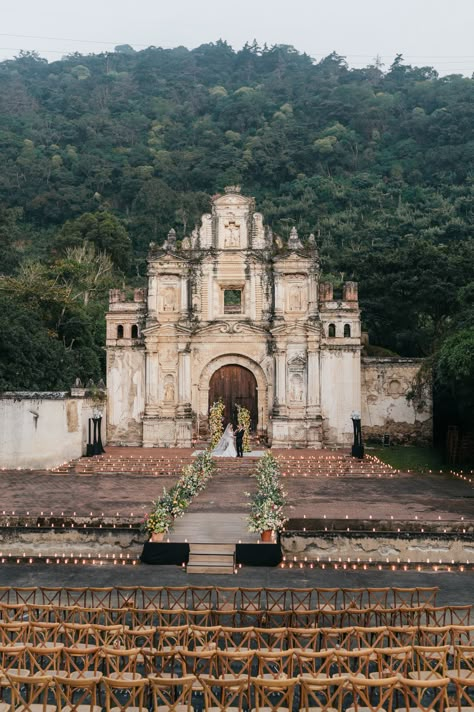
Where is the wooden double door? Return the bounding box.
[209,365,258,432]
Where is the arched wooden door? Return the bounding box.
[209,365,258,431]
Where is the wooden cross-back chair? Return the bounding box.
[250,676,298,712]
[408,645,450,680]
[256,649,294,680]
[347,675,399,712]
[188,624,222,652]
[53,674,102,712]
[185,609,214,627]
[319,626,355,652]
[13,588,37,607]
[315,587,340,612]
[214,649,254,682]
[148,675,194,712]
[102,646,142,680]
[162,587,189,611]
[112,587,136,609]
[384,625,417,649]
[83,587,111,609]
[38,587,63,607]
[448,645,474,680]
[140,586,164,610]
[369,645,413,681]
[416,587,439,608]
[144,649,185,679]
[201,675,248,712]
[446,675,474,712]
[333,648,374,679]
[177,649,217,691]
[287,626,320,651]
[155,624,189,652]
[294,649,336,680]
[220,625,255,652]
[65,588,89,608]
[102,675,149,712]
[28,622,61,647]
[27,643,67,679]
[395,677,450,712]
[289,588,314,614]
[341,588,366,610]
[6,672,55,712]
[0,621,29,645]
[190,586,214,611]
[62,645,102,680]
[299,675,348,712]
[156,608,188,627]
[0,644,29,694]
[353,625,390,652]
[252,627,288,652]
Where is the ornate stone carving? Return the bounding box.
[164,374,175,402]
[224,220,241,247]
[288,226,303,250]
[163,228,177,251]
[162,286,178,312]
[200,214,212,248]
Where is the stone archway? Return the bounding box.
[209,365,258,431]
[198,354,269,435]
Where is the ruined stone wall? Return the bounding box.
[361,358,432,445]
[106,348,145,445]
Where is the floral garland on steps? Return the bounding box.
[236,404,252,452]
[142,451,216,537]
[209,399,225,450]
[246,452,288,534]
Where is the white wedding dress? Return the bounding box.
[212,423,237,457]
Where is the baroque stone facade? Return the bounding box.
[106,187,430,448]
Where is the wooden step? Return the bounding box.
[188,553,235,565]
[188,543,235,554]
[186,563,235,575]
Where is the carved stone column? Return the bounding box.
[180,275,188,318]
[273,349,288,416]
[274,274,284,319]
[145,350,159,416]
[306,348,321,417]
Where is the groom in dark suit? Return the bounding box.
[235,425,245,458]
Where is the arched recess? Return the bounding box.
[209,365,257,431]
[198,354,269,434]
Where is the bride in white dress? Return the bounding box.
[212,423,237,457]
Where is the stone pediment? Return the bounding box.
[271,320,320,338]
[194,321,269,337]
[148,251,189,268]
[142,322,192,338]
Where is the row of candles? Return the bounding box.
[0,553,471,574]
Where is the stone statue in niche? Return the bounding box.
[224,220,241,247]
[164,375,175,403]
[200,214,212,248]
[162,287,177,312]
[290,373,304,402]
[191,227,199,249]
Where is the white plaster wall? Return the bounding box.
[107,348,145,444]
[320,349,361,445]
[0,397,83,469]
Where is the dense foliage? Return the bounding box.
[0,42,472,428]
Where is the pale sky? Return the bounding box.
[1,0,473,76]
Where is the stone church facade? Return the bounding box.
[106,187,431,448]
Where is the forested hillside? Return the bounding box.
[0,42,472,429]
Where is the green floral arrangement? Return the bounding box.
[142,451,216,537]
[141,501,173,535]
[246,452,288,533]
[209,399,225,449]
[236,404,252,452]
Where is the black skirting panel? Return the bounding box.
[140,542,190,565]
[235,543,282,567]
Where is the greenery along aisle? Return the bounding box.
[142,451,216,539]
[247,452,288,537]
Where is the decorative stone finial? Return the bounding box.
[288,226,303,250]
[308,233,316,246]
[163,228,177,251]
[224,185,241,194]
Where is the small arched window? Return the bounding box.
[328,323,336,338]
[131,324,138,339]
[344,323,351,338]
[117,324,124,339]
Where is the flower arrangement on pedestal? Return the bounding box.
[236,404,251,453]
[246,452,287,540]
[209,399,225,450]
[142,451,216,541]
